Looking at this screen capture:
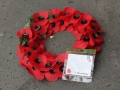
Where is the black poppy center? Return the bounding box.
[59,65,64,72]
[92,26,98,30]
[35,58,41,64]
[81,19,87,24]
[35,25,41,30]
[33,47,37,50]
[84,36,90,42]
[38,16,44,20]
[53,14,57,18]
[22,33,29,38]
[51,22,56,27]
[49,69,55,74]
[32,66,36,70]
[56,60,62,65]
[60,20,64,25]
[92,33,98,38]
[27,51,32,56]
[74,14,79,19]
[45,62,52,68]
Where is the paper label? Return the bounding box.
[66,54,93,77]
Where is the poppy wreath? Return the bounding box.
[16,7,104,82]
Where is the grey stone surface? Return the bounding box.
[0,0,120,90]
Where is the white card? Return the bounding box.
[65,54,93,77]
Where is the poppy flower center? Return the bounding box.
[33,47,37,50]
[32,66,36,70]
[59,65,64,72]
[45,62,52,68]
[53,14,57,18]
[84,36,90,41]
[38,16,44,20]
[92,33,98,38]
[81,19,87,24]
[51,22,56,27]
[35,58,41,64]
[74,14,79,19]
[27,51,33,56]
[56,60,62,65]
[92,26,98,30]
[60,20,64,25]
[49,69,55,74]
[35,25,41,30]
[22,33,29,38]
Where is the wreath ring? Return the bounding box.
[16,7,104,82]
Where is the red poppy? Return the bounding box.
[17,28,32,38]
[74,32,104,50]
[27,61,44,80]
[90,21,104,33]
[74,33,95,49]
[54,53,66,78]
[93,33,104,45]
[30,52,48,71]
[33,10,48,25]
[66,24,78,35]
[76,13,93,31]
[50,9,62,19]
[19,39,40,50]
[58,16,69,31]
[19,55,29,68]
[79,23,103,34]
[21,38,45,54]
[30,51,57,72]
[44,53,66,81]
[23,47,34,58]
[31,21,49,35]
[62,7,76,18]
[48,21,60,33]
[29,40,39,50]
[17,47,31,68]
[69,11,81,24]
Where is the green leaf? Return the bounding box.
[19,38,28,46]
[41,34,46,39]
[19,38,23,44]
[28,16,34,22]
[48,14,53,21]
[24,22,30,28]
